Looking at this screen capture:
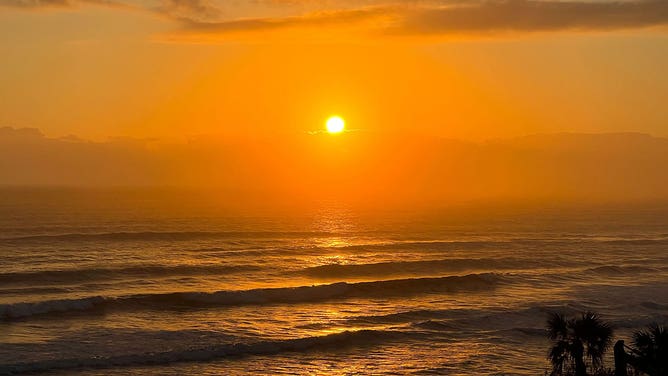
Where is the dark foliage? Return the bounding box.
[547,312,614,376]
[629,324,668,376]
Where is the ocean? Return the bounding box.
[1,189,667,375]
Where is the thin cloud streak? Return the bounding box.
[1,0,129,9]
[156,0,222,22]
[178,7,393,33]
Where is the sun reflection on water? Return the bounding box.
[311,204,357,234]
[315,238,351,248]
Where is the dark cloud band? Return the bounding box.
[173,0,668,37]
[395,0,668,34]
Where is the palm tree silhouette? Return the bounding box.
[628,324,667,376]
[547,312,614,376]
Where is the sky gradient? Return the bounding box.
[1,0,667,140]
[2,0,668,207]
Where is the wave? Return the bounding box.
[584,265,660,275]
[0,264,260,285]
[488,327,547,337]
[4,230,667,249]
[182,240,519,258]
[0,230,340,243]
[299,257,553,279]
[0,286,72,296]
[0,273,501,320]
[412,319,458,331]
[292,237,668,257]
[333,237,668,252]
[640,301,668,310]
[333,240,513,252]
[346,305,568,330]
[0,296,108,320]
[600,239,668,246]
[412,319,545,338]
[346,308,475,325]
[608,315,668,330]
[0,329,405,374]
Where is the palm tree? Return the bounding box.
[628,324,667,376]
[547,312,614,376]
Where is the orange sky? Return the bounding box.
[1,1,668,141]
[1,1,668,207]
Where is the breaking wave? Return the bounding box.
[0,273,501,320]
[0,329,406,374]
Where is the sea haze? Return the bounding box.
[1,189,667,375]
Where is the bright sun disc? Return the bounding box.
[326,116,345,133]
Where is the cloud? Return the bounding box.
[4,0,668,38]
[1,0,130,9]
[1,0,73,7]
[394,0,668,34]
[157,0,222,22]
[171,0,668,38]
[177,7,392,34]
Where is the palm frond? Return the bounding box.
[547,312,569,340]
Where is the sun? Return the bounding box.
[326,116,345,134]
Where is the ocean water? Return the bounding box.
[1,190,667,375]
